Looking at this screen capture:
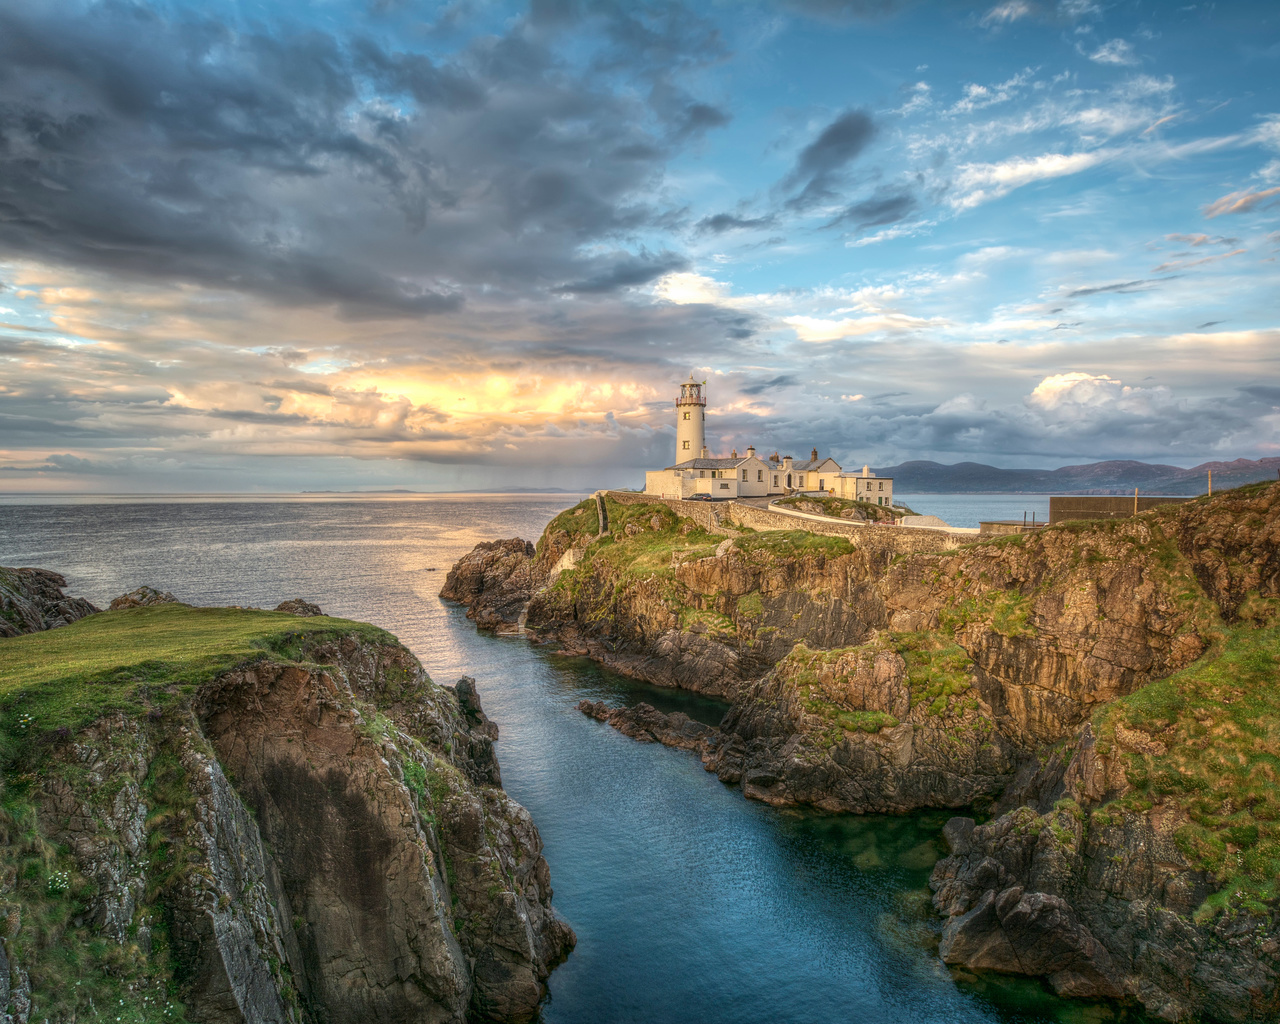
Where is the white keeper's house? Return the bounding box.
[643,375,894,504]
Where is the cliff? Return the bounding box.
[0,598,573,1024]
[443,484,1280,1021]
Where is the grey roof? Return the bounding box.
[666,457,751,470]
[769,458,839,472]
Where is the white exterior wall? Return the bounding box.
[835,474,894,506]
[733,456,770,496]
[763,457,841,494]
[675,403,705,460]
[645,469,696,498]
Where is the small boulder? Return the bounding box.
[275,599,323,617]
[109,586,178,610]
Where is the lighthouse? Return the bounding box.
[675,374,706,460]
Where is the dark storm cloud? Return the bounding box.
[826,188,917,230]
[552,250,690,294]
[782,110,877,210]
[0,2,720,318]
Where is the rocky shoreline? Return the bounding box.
[0,575,574,1024]
[443,486,1280,1022]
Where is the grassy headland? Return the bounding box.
[0,603,393,748]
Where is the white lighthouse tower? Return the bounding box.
[675,374,706,460]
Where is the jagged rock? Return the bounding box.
[448,484,1280,1020]
[109,585,178,610]
[577,700,715,750]
[0,567,98,637]
[440,539,542,632]
[274,599,323,617]
[16,619,573,1024]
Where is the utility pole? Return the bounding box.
[1133,487,1138,516]
[1208,470,1212,497]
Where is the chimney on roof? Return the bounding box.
[746,445,756,458]
[771,451,780,462]
[863,464,870,477]
[811,447,818,462]
[700,445,709,459]
[731,448,738,459]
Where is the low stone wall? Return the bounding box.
[606,490,728,532]
[1048,495,1194,524]
[605,492,966,553]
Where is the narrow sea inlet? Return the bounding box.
[0,496,1141,1023]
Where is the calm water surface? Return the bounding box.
[897,493,1051,529]
[0,497,1139,1024]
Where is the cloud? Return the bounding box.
[951,150,1112,208]
[777,1,910,24]
[741,374,798,395]
[0,2,721,319]
[1166,233,1240,247]
[828,188,918,231]
[652,272,732,305]
[1251,114,1280,151]
[1203,186,1280,217]
[1152,248,1245,274]
[1088,39,1139,67]
[949,69,1036,115]
[782,109,877,209]
[980,2,1033,27]
[553,251,690,295]
[696,212,778,234]
[1063,278,1162,298]
[1027,371,1122,411]
[1240,384,1280,404]
[784,312,940,340]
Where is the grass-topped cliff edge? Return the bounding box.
[0,602,394,755]
[0,596,575,1024]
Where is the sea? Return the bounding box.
[0,495,1142,1024]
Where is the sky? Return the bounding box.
[1,0,1278,493]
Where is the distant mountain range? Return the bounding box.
[873,458,1280,495]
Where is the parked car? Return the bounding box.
[686,493,715,501]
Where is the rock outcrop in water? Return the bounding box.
[447,485,1280,1021]
[0,567,98,637]
[0,599,573,1023]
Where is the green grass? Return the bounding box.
[1094,618,1280,911]
[778,643,901,735]
[733,529,858,559]
[0,604,395,748]
[891,632,975,715]
[537,498,602,556]
[940,588,1036,639]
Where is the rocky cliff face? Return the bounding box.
[448,484,1280,1021]
[1,611,572,1024]
[0,568,98,637]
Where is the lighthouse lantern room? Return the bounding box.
[675,374,707,458]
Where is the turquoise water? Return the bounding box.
[0,497,1144,1023]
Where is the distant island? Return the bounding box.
[874,456,1280,494]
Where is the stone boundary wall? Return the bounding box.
[1048,495,1194,524]
[604,491,966,554]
